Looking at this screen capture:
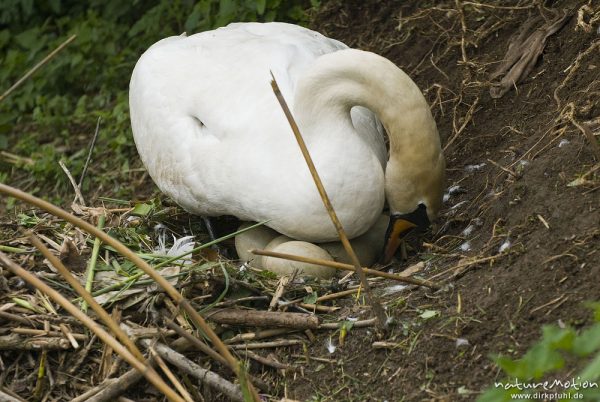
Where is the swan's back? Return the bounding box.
[130,22,387,241]
[131,23,347,137]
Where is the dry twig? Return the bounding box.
[71,367,143,402]
[139,339,245,402]
[207,309,319,329]
[490,11,570,99]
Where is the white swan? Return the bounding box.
[130,22,444,262]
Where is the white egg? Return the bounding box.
[263,241,337,279]
[234,223,278,263]
[261,234,293,267]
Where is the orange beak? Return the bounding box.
[380,204,431,264]
[381,218,418,264]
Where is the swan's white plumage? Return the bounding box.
[130,22,442,243]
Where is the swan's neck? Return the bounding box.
[293,49,444,217]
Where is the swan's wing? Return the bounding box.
[131,22,347,142]
[129,22,350,212]
[351,106,387,168]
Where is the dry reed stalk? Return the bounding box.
[27,233,144,361]
[0,183,261,402]
[251,248,440,290]
[0,251,185,402]
[270,76,387,327]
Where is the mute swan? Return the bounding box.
[130,22,444,262]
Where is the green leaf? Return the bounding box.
[256,0,266,15]
[0,134,8,149]
[495,342,566,380]
[580,353,600,381]
[0,29,10,48]
[494,355,519,377]
[131,202,153,216]
[303,291,318,304]
[476,385,521,402]
[585,301,600,322]
[14,27,40,49]
[521,344,565,379]
[420,309,439,319]
[573,325,600,356]
[20,0,34,18]
[216,0,237,27]
[48,0,61,13]
[541,325,574,350]
[340,320,355,331]
[579,387,600,401]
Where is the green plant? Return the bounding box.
[0,0,315,201]
[478,302,600,401]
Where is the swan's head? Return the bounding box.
[381,149,445,263]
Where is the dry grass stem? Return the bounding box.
[238,349,293,371]
[251,248,440,289]
[0,183,260,401]
[70,367,144,402]
[487,158,518,178]
[58,160,86,206]
[0,34,77,103]
[318,318,377,330]
[230,339,304,349]
[28,233,145,361]
[139,339,245,402]
[0,389,24,402]
[573,121,600,162]
[148,346,195,402]
[270,75,387,327]
[554,40,600,108]
[0,251,185,402]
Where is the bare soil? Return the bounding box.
[282,1,600,400]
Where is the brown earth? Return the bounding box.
[1,1,599,402]
[281,1,600,401]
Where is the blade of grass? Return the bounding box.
[199,261,229,313]
[82,214,105,312]
[0,245,29,253]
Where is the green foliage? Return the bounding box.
[478,303,600,402]
[0,0,314,199]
